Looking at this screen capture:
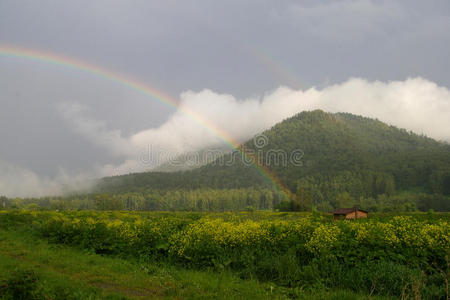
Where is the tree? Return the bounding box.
[315,201,333,212]
[335,192,356,208]
[359,196,378,212]
[0,196,8,209]
[94,194,110,211]
[293,186,312,211]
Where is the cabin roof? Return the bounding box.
[332,208,368,215]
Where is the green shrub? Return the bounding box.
[0,268,43,300]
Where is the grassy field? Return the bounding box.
[0,228,390,300]
[0,210,448,299]
[1,228,294,299]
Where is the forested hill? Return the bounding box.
[95,110,450,208]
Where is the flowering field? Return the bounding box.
[1,210,449,299]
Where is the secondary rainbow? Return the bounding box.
[0,44,292,197]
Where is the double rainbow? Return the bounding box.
[0,44,292,198]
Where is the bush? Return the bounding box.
[0,268,43,300]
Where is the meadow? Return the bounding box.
[0,210,449,299]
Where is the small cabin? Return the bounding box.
[332,208,368,220]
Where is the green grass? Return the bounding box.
[0,228,389,299]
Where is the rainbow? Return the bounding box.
[0,44,292,197]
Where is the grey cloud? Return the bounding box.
[1,1,450,196]
[283,0,405,41]
[2,0,450,94]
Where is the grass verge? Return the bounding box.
[0,228,388,299]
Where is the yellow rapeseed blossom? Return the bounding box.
[2,210,449,264]
[306,224,342,254]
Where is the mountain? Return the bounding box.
[95,110,450,209]
[152,147,231,172]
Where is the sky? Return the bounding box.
[1,0,450,197]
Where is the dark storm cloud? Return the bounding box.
[2,0,450,94]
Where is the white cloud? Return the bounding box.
[59,77,450,178]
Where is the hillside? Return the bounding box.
[95,110,450,210]
[152,147,231,172]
